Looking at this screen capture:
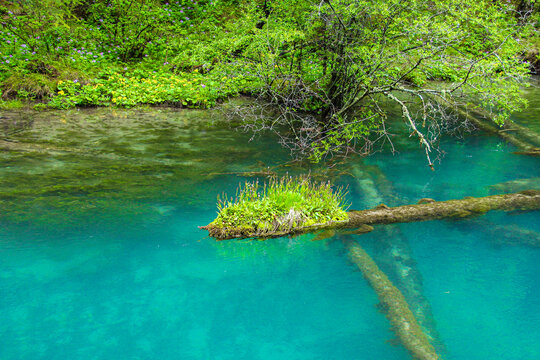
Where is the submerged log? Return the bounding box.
[429,96,540,154]
[346,239,439,360]
[489,177,540,194]
[456,219,540,248]
[488,224,540,248]
[0,138,116,158]
[372,225,444,348]
[0,139,72,154]
[512,149,540,156]
[351,164,444,350]
[459,109,537,152]
[201,190,540,240]
[467,106,540,149]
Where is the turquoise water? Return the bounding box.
[1,105,539,359]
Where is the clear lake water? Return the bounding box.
[0,95,539,359]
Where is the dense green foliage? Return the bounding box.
[208,176,349,237]
[0,0,257,108]
[0,0,538,159]
[231,0,538,161]
[49,69,258,108]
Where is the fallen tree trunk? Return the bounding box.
[0,139,73,154]
[487,223,540,248]
[346,239,440,360]
[466,106,540,149]
[350,164,445,350]
[201,190,540,240]
[429,96,540,154]
[457,109,538,153]
[346,190,540,227]
[455,219,540,248]
[489,177,540,194]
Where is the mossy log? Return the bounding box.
[0,138,105,157]
[459,109,538,152]
[201,190,540,240]
[0,138,146,161]
[351,164,444,349]
[346,190,540,227]
[512,149,540,156]
[467,106,540,149]
[429,96,540,154]
[346,239,439,360]
[0,139,70,154]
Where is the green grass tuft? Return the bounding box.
[0,99,25,109]
[207,176,349,239]
[1,72,56,100]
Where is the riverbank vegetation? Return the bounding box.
[1,0,539,160]
[0,0,262,108]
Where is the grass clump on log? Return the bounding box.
[202,176,349,239]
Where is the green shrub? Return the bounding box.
[207,176,349,238]
[47,68,260,108]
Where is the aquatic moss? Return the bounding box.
[203,176,349,239]
[0,107,272,228]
